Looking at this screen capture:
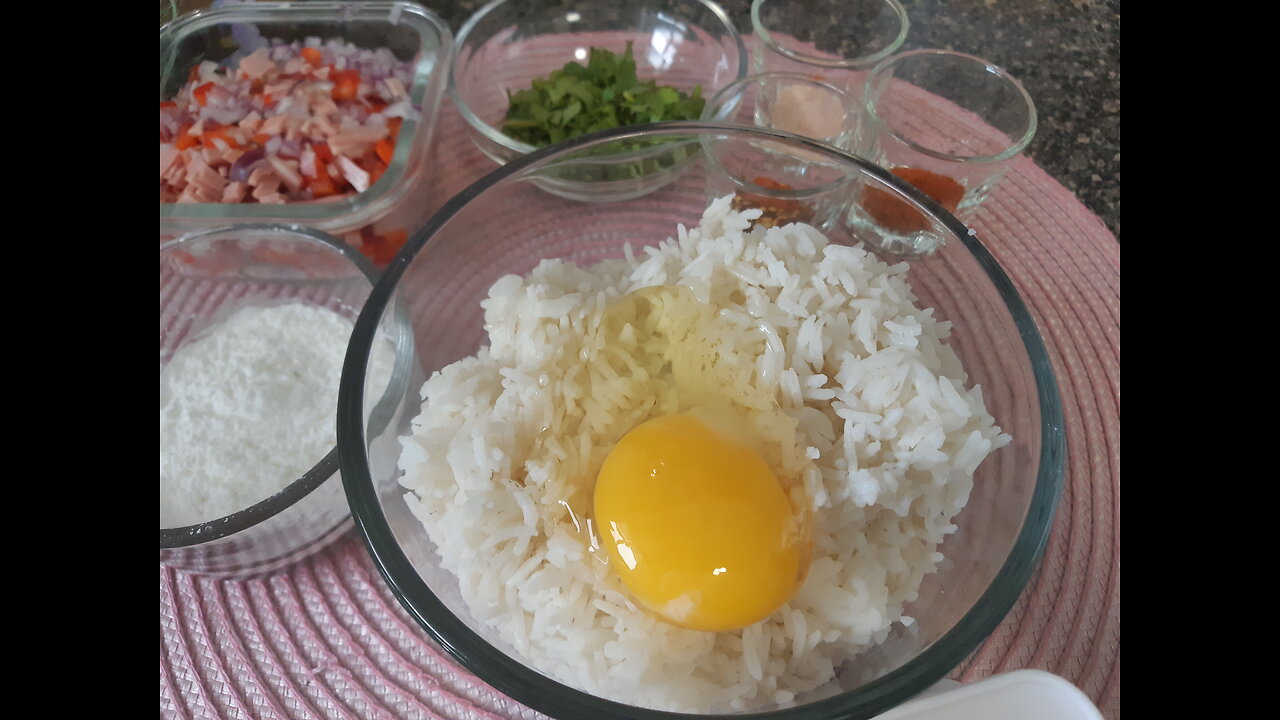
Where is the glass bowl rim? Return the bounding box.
[863,49,1039,165]
[336,121,1065,719]
[160,222,382,549]
[750,0,909,69]
[447,0,750,158]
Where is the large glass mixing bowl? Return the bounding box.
[337,123,1063,719]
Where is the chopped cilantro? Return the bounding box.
[502,43,706,148]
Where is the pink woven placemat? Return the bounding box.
[160,94,1120,719]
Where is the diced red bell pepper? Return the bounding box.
[311,141,334,163]
[309,159,340,197]
[360,228,408,265]
[301,47,324,66]
[374,138,395,166]
[193,81,216,107]
[359,156,388,187]
[331,70,361,101]
[202,125,242,150]
[174,123,200,150]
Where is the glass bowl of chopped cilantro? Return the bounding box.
[449,0,747,201]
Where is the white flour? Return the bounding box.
[160,302,368,528]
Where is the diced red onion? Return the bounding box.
[229,148,265,182]
[299,146,317,177]
[205,104,249,126]
[382,100,413,118]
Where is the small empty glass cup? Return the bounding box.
[848,49,1037,256]
[700,73,856,228]
[750,0,908,98]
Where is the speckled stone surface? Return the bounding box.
[428,0,1120,241]
[889,0,1120,241]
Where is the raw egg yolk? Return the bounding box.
[593,411,811,632]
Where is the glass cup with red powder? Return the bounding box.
[848,50,1037,256]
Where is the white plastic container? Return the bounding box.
[877,671,1105,720]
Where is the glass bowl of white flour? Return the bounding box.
[160,223,405,577]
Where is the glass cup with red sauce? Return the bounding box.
[848,50,1037,256]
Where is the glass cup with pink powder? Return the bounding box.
[699,72,856,230]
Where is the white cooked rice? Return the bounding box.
[396,197,1010,712]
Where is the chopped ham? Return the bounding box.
[160,143,179,179]
[252,175,283,201]
[257,113,288,136]
[381,77,406,100]
[162,153,188,185]
[312,97,339,117]
[221,181,249,203]
[178,179,219,203]
[186,158,227,199]
[284,115,306,142]
[264,80,298,98]
[268,155,305,192]
[176,187,204,204]
[161,38,415,206]
[238,111,263,133]
[247,164,275,187]
[327,125,388,156]
[282,57,309,75]
[238,48,273,79]
[310,114,338,137]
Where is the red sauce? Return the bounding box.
[860,167,966,233]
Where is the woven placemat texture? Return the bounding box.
[160,90,1120,719]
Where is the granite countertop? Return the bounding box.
[429,0,1121,241]
[888,0,1120,242]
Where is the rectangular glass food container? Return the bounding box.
[159,1,452,261]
